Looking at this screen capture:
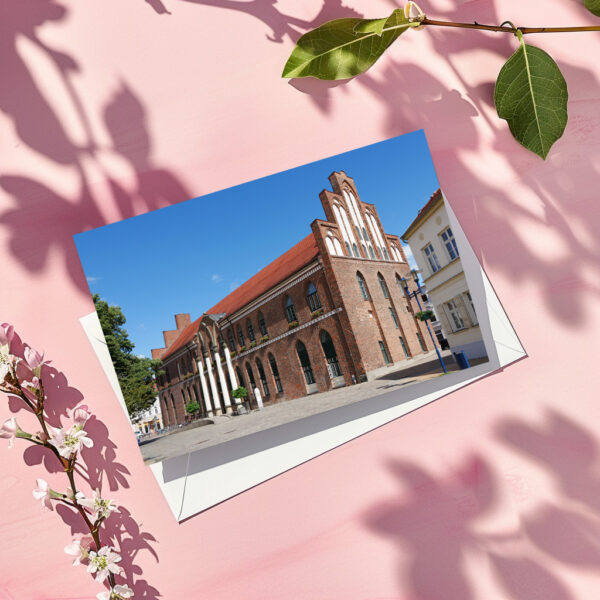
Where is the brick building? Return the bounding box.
[151,172,434,426]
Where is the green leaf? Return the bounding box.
[494,36,568,159]
[585,0,600,16]
[353,18,387,36]
[282,9,410,80]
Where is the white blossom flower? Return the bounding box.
[32,478,54,511]
[79,488,118,522]
[67,404,92,428]
[0,417,18,448]
[96,584,134,600]
[48,424,93,458]
[23,346,48,377]
[87,546,123,583]
[64,533,94,566]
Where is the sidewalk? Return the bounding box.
[140,350,489,464]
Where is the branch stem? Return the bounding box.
[420,18,600,34]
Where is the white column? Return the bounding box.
[196,359,214,417]
[214,350,233,414]
[254,386,263,410]
[224,346,239,401]
[205,356,222,416]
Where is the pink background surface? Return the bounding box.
[1,0,600,598]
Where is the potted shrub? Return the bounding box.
[310,308,324,319]
[185,400,200,420]
[288,320,299,330]
[249,341,257,349]
[415,310,435,321]
[259,335,269,343]
[232,386,249,411]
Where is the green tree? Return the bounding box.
[185,401,200,419]
[93,294,162,420]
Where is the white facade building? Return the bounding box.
[402,190,486,360]
[132,396,164,435]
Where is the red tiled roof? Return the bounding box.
[208,233,320,316]
[401,189,442,240]
[159,234,320,361]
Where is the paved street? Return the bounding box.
[140,350,489,464]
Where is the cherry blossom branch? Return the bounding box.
[0,323,133,600]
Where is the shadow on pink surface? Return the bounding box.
[5,329,160,599]
[363,409,600,599]
[182,0,600,326]
[0,0,190,294]
[177,0,363,44]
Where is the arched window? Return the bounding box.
[285,295,297,323]
[258,312,268,336]
[378,273,390,298]
[228,329,236,351]
[245,362,256,389]
[368,245,376,259]
[268,353,283,393]
[362,227,370,242]
[357,272,369,300]
[170,394,177,420]
[306,282,322,312]
[256,358,270,397]
[237,325,245,347]
[383,247,391,261]
[247,319,255,342]
[320,330,342,378]
[333,238,343,256]
[325,236,335,255]
[236,367,245,389]
[296,341,316,385]
[352,242,360,258]
[345,241,352,256]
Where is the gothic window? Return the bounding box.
[357,272,369,300]
[247,319,255,342]
[378,273,390,298]
[228,329,236,351]
[306,282,322,312]
[285,295,297,323]
[237,325,245,347]
[296,341,316,385]
[268,353,283,393]
[256,358,269,397]
[258,311,268,336]
[320,330,342,378]
[379,341,391,365]
[389,306,399,328]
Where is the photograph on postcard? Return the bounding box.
[75,131,521,517]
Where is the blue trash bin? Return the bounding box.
[453,351,470,369]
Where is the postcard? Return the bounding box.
[75,130,525,520]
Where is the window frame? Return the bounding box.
[439,226,459,261]
[423,242,442,274]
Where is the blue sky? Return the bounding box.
[74,130,440,357]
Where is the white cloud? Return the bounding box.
[211,273,223,283]
[86,276,100,284]
[229,280,241,291]
[402,244,418,270]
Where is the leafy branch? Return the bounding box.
[282,2,600,159]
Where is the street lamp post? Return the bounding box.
[400,269,448,375]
